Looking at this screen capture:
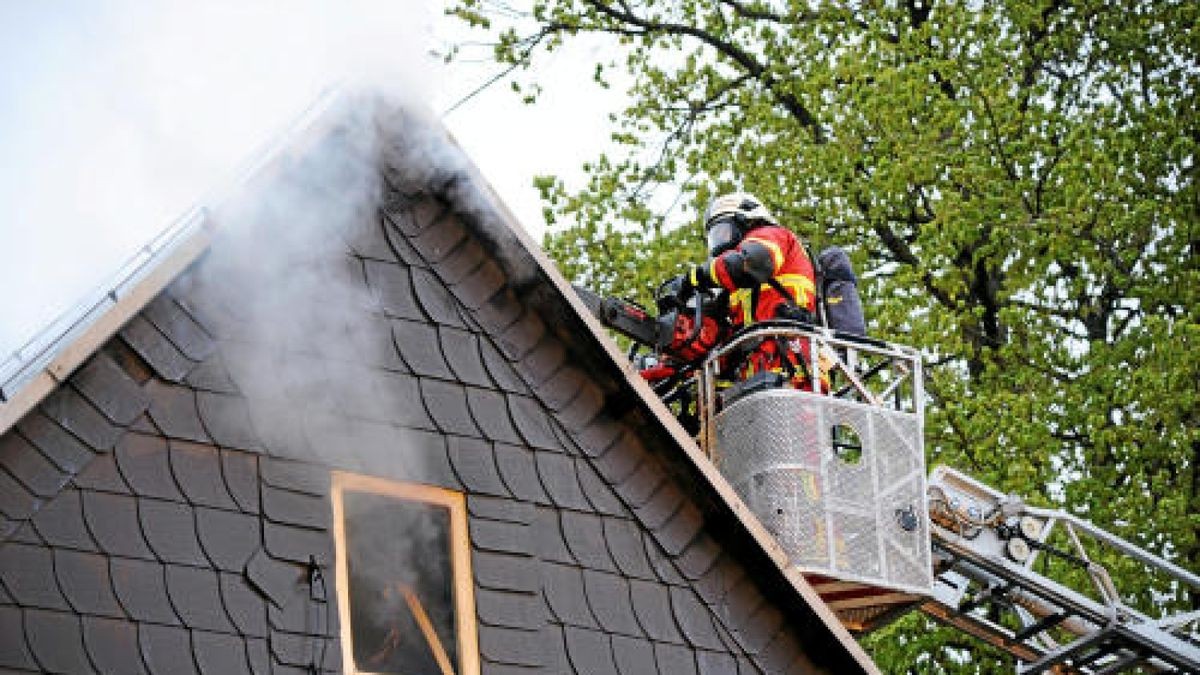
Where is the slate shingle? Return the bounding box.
[740,603,785,655]
[554,380,606,432]
[170,439,239,509]
[390,319,455,379]
[478,624,543,668]
[561,511,617,572]
[516,333,566,388]
[140,623,200,675]
[196,392,262,451]
[474,288,524,339]
[382,211,428,268]
[439,328,492,387]
[412,267,467,327]
[186,353,240,394]
[244,549,303,608]
[83,491,155,560]
[194,629,251,675]
[449,259,506,311]
[110,557,179,625]
[260,457,327,497]
[421,379,481,437]
[493,443,549,504]
[697,649,738,675]
[196,507,260,573]
[576,461,624,516]
[0,544,68,610]
[448,436,507,497]
[346,313,408,373]
[723,576,766,639]
[466,388,523,445]
[31,488,96,551]
[532,507,574,565]
[262,484,330,531]
[17,413,95,474]
[676,533,722,582]
[669,586,725,651]
[54,548,125,618]
[628,578,684,644]
[363,259,424,321]
[572,415,624,459]
[479,339,527,394]
[469,517,530,556]
[614,458,667,508]
[121,315,196,383]
[495,308,545,362]
[143,295,216,362]
[759,627,805,672]
[655,641,699,675]
[25,608,93,674]
[115,432,185,501]
[72,352,150,425]
[582,570,642,637]
[611,635,657,675]
[540,563,597,629]
[506,395,559,451]
[636,483,686,531]
[372,370,437,429]
[432,235,485,285]
[145,381,211,444]
[83,615,148,674]
[221,450,260,514]
[0,468,40,521]
[591,431,645,485]
[0,605,36,670]
[467,495,534,525]
[476,587,541,631]
[473,550,539,594]
[140,497,209,566]
[0,433,68,499]
[562,626,618,675]
[409,215,468,265]
[535,451,590,511]
[72,453,129,493]
[40,386,122,451]
[602,517,656,581]
[165,565,236,633]
[263,521,333,566]
[531,365,587,414]
[246,637,270,675]
[653,501,704,556]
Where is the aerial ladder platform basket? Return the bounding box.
[695,323,933,630]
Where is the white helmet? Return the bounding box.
[703,192,776,256]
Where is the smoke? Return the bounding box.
[0,0,435,355]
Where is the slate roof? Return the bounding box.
[0,92,878,674]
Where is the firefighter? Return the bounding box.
[681,192,820,389]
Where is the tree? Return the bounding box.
[448,1,1199,671]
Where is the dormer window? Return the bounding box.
[332,473,479,675]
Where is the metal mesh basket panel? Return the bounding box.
[715,389,932,595]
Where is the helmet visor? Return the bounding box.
[706,217,739,256]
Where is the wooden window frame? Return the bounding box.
[331,472,480,675]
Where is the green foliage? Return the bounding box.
[448,0,1199,670]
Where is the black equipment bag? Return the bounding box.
[816,246,867,336]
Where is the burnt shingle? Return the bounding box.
[535,452,589,511]
[654,642,699,675]
[390,318,455,380]
[0,544,69,610]
[448,436,507,497]
[139,623,200,675]
[40,386,122,451]
[602,517,655,581]
[582,570,642,637]
[165,565,236,633]
[194,629,251,675]
[412,267,467,327]
[480,339,528,394]
[0,605,37,670]
[563,626,618,675]
[196,507,260,573]
[17,413,95,474]
[143,295,216,362]
[221,450,260,514]
[561,511,617,573]
[72,352,150,425]
[493,443,550,504]
[54,549,125,617]
[25,609,93,673]
[83,615,148,674]
[669,586,725,651]
[473,550,539,594]
[145,381,211,444]
[121,315,196,382]
[421,379,482,437]
[363,259,424,321]
[196,392,262,452]
[611,635,657,675]
[506,395,559,451]
[628,579,684,644]
[476,587,541,631]
[466,388,524,445]
[262,484,330,531]
[541,563,598,629]
[141,497,209,566]
[0,433,68,499]
[532,507,574,564]
[111,558,179,625]
[83,491,155,560]
[31,488,96,551]
[115,433,185,501]
[577,461,624,516]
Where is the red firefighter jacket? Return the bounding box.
[709,224,817,327]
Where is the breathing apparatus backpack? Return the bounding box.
[813,245,867,336]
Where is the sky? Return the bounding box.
[0,1,623,361]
